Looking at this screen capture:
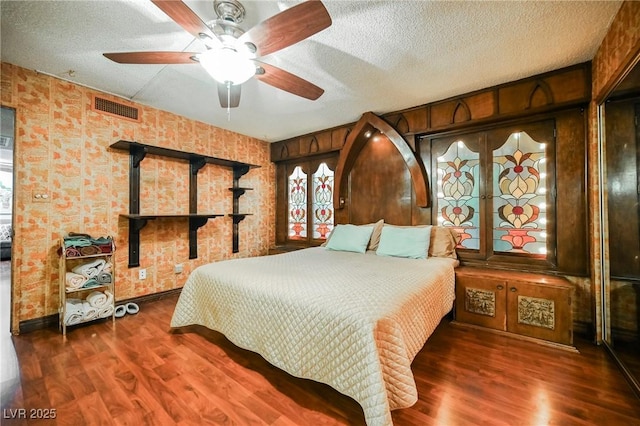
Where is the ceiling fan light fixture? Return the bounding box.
[199,47,255,85]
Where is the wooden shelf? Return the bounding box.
[66,283,112,294]
[111,140,260,171]
[110,140,259,266]
[65,252,114,259]
[228,213,253,222]
[120,213,224,220]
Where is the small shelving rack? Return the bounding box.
[59,236,116,335]
[110,140,259,267]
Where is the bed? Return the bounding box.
[170,223,459,426]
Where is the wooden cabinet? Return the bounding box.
[455,267,573,346]
[59,235,116,335]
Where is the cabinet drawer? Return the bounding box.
[455,275,507,331]
[507,280,573,345]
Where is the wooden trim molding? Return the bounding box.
[17,288,182,335]
[333,111,429,209]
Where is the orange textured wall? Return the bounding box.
[589,1,640,341]
[1,63,275,330]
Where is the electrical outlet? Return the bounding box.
[139,268,146,280]
[174,264,183,274]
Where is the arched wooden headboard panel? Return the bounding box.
[333,112,429,223]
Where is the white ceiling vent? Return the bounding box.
[91,95,140,122]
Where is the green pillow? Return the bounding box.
[325,224,374,254]
[376,225,432,259]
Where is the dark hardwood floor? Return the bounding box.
[2,293,640,425]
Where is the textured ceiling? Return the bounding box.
[0,0,622,142]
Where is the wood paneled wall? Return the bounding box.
[271,63,590,161]
[272,63,590,277]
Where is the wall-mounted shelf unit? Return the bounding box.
[110,140,259,267]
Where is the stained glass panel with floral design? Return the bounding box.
[288,166,307,239]
[492,131,547,254]
[312,162,334,239]
[436,141,480,250]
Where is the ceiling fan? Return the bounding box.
[103,0,332,109]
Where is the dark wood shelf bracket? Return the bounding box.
[129,217,150,268]
[230,164,254,253]
[189,216,211,259]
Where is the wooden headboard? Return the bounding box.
[333,112,432,226]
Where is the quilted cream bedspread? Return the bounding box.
[170,247,456,426]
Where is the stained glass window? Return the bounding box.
[288,166,307,239]
[312,162,334,239]
[436,141,480,250]
[492,131,547,254]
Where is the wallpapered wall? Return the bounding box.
[1,63,275,331]
[589,1,640,341]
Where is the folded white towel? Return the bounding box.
[65,312,83,326]
[64,299,84,325]
[65,298,83,314]
[81,301,98,321]
[72,259,106,278]
[102,262,113,273]
[98,304,114,319]
[104,290,114,306]
[65,272,87,291]
[86,291,108,308]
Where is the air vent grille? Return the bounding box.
[92,95,140,122]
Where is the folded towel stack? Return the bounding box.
[68,259,113,290]
[62,233,114,258]
[65,290,115,325]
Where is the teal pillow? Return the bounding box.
[325,224,374,254]
[376,225,432,259]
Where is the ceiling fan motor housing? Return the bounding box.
[214,0,245,23]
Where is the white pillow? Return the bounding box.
[324,224,374,254]
[376,225,432,259]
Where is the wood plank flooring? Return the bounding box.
[2,293,640,425]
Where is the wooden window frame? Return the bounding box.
[276,153,338,247]
[424,119,558,271]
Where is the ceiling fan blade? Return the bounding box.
[103,52,198,64]
[151,0,220,47]
[239,1,332,58]
[255,62,323,100]
[218,83,241,108]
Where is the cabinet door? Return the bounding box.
[455,274,507,331]
[430,120,556,269]
[506,280,572,345]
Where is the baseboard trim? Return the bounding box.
[18,288,183,334]
[450,320,580,353]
